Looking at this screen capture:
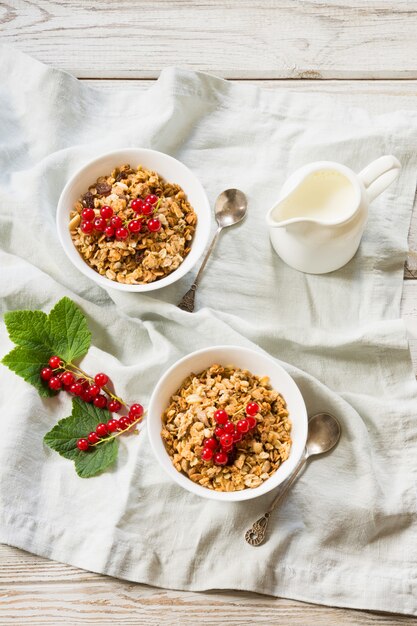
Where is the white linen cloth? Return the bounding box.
[1,46,417,615]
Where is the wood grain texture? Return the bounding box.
[0,545,413,625]
[2,0,417,79]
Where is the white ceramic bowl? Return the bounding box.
[148,346,308,501]
[56,148,211,292]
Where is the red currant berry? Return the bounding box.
[214,409,228,425]
[87,432,100,445]
[237,419,250,434]
[145,194,158,205]
[40,367,53,381]
[81,389,93,403]
[93,394,107,409]
[88,384,100,397]
[213,451,228,466]
[219,433,234,448]
[141,203,153,216]
[69,382,83,396]
[108,400,122,413]
[115,227,128,240]
[104,225,115,238]
[110,215,123,229]
[61,371,75,386]
[128,219,142,233]
[79,378,90,390]
[49,356,61,369]
[246,416,257,429]
[201,447,213,462]
[100,205,113,219]
[118,416,130,430]
[223,421,235,434]
[77,438,89,451]
[233,431,243,443]
[203,437,218,450]
[96,423,108,437]
[107,418,119,432]
[48,376,62,390]
[129,403,144,418]
[221,444,234,454]
[93,217,107,232]
[81,221,94,234]
[131,198,145,213]
[147,218,161,232]
[214,426,224,438]
[81,208,95,222]
[94,372,109,387]
[246,402,260,417]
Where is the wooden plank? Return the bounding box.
[1,1,417,79]
[0,545,413,625]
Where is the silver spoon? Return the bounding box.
[177,189,247,312]
[245,412,341,546]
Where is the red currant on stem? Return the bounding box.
[70,382,83,396]
[61,372,75,386]
[88,384,100,397]
[108,399,122,413]
[94,372,109,387]
[49,356,61,369]
[129,403,144,418]
[88,432,100,445]
[96,423,108,438]
[115,227,128,241]
[40,367,53,381]
[214,409,228,425]
[141,203,153,216]
[246,402,260,416]
[128,219,142,233]
[145,194,158,205]
[237,419,250,434]
[48,376,62,390]
[100,205,113,219]
[214,426,224,438]
[118,416,130,430]
[81,208,95,222]
[223,421,235,434]
[219,433,233,448]
[94,217,107,232]
[81,389,93,403]
[233,431,243,443]
[107,419,119,433]
[110,215,123,229]
[131,198,145,213]
[104,225,115,238]
[213,451,228,466]
[93,394,107,409]
[201,447,213,462]
[147,218,161,233]
[77,438,89,451]
[81,221,94,234]
[203,437,218,450]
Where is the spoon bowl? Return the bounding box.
[215,189,248,228]
[306,412,341,457]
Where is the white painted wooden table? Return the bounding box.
[1,2,417,624]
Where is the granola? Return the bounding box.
[69,164,197,284]
[161,364,292,492]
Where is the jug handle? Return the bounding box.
[358,155,401,203]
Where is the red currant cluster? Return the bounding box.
[76,402,144,452]
[40,356,124,410]
[201,402,260,466]
[80,194,162,241]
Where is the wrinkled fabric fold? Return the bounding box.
[1,46,417,615]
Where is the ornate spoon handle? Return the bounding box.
[178,226,222,312]
[245,453,307,546]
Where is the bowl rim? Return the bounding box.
[56,147,211,292]
[147,345,308,502]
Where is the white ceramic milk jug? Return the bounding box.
[266,155,401,274]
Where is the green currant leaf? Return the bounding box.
[43,397,118,478]
[3,310,52,351]
[1,346,56,397]
[48,297,91,363]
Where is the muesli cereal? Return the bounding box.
[69,164,197,284]
[161,364,292,492]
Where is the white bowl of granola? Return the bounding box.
[148,346,308,501]
[57,148,211,291]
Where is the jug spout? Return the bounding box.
[358,155,401,203]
